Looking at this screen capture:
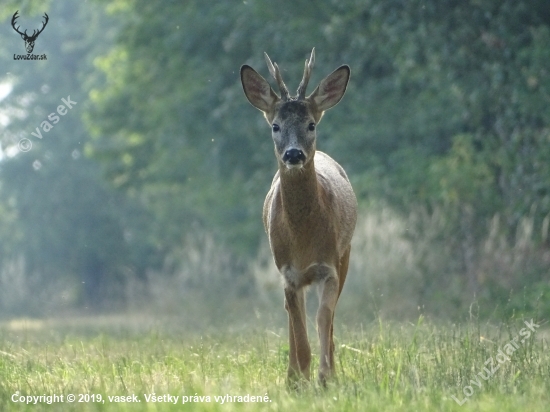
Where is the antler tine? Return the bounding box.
[297,48,315,100]
[264,52,290,101]
[34,13,49,37]
[11,10,25,36]
[264,52,276,79]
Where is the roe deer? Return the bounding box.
[240,48,357,385]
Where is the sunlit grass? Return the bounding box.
[0,316,548,411]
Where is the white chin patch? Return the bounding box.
[285,163,303,170]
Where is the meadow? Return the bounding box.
[1,208,549,412]
[0,315,548,411]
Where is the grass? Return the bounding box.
[0,315,548,411]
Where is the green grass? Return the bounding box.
[0,315,548,411]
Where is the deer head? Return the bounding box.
[11,11,49,54]
[241,48,350,171]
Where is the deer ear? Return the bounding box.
[241,65,279,113]
[308,65,350,112]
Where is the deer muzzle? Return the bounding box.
[283,148,306,166]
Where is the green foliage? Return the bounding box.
[0,1,157,309]
[1,0,549,317]
[86,0,550,250]
[0,0,53,20]
[82,0,550,317]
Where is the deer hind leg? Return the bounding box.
[317,246,351,385]
[284,286,311,383]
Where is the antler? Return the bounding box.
[264,52,290,101]
[11,11,49,40]
[11,11,25,36]
[28,13,49,40]
[297,48,315,100]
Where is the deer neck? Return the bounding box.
[278,158,320,227]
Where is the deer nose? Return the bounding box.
[283,149,306,164]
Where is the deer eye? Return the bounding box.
[272,124,280,132]
[308,123,315,131]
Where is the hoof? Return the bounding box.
[318,368,336,387]
[287,368,310,391]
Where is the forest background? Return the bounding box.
[0,0,549,326]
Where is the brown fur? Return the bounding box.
[241,49,357,385]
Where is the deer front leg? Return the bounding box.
[317,275,339,385]
[284,287,311,383]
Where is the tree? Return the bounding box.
[0,1,157,312]
[87,0,550,313]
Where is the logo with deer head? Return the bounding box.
[11,10,49,54]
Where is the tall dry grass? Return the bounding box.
[2,206,549,323]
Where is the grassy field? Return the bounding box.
[0,315,548,411]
